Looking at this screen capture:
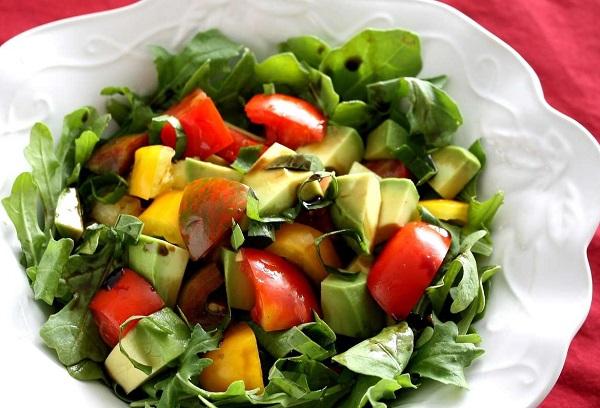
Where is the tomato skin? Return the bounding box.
[89,269,165,347]
[367,222,451,320]
[216,123,265,163]
[179,178,249,260]
[161,90,233,159]
[242,248,320,331]
[364,159,411,179]
[245,93,326,149]
[87,133,148,175]
[177,263,227,329]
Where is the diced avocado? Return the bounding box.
[321,273,384,338]
[330,173,381,254]
[348,161,380,179]
[185,158,243,182]
[428,145,481,199]
[297,126,364,174]
[55,188,84,240]
[243,143,311,216]
[105,308,189,394]
[298,179,324,202]
[375,178,419,243]
[346,254,373,274]
[364,119,409,160]
[128,235,189,306]
[222,248,255,311]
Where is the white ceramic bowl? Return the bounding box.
[1,0,599,407]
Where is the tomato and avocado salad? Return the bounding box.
[2,27,504,407]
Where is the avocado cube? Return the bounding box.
[243,143,311,216]
[348,161,380,179]
[428,145,481,199]
[364,119,409,160]
[222,248,255,311]
[321,273,384,338]
[105,308,189,393]
[185,158,243,182]
[375,178,419,243]
[330,173,381,254]
[128,235,189,306]
[55,188,84,240]
[297,126,364,174]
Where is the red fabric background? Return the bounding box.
[1,0,598,406]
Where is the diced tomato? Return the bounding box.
[179,178,249,260]
[89,268,165,347]
[242,248,320,331]
[216,123,265,163]
[245,93,326,149]
[86,133,148,175]
[161,89,233,159]
[367,222,451,319]
[364,159,411,179]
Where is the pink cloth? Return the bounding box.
[1,0,599,406]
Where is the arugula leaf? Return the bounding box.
[78,173,129,206]
[231,145,263,173]
[339,374,415,408]
[279,35,331,68]
[332,323,414,380]
[67,360,107,382]
[457,139,487,201]
[330,100,373,130]
[2,172,47,267]
[464,191,504,256]
[230,221,245,250]
[150,29,244,108]
[392,136,437,184]
[407,320,484,388]
[31,237,74,305]
[68,130,101,184]
[250,314,336,361]
[266,154,324,172]
[367,77,463,147]
[101,86,155,135]
[304,68,339,117]
[320,29,422,101]
[424,75,448,88]
[255,52,309,92]
[24,123,63,230]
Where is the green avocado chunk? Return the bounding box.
[376,178,419,243]
[297,125,364,174]
[54,188,84,240]
[243,143,311,216]
[321,273,384,338]
[428,145,481,199]
[364,119,409,160]
[330,172,381,254]
[185,157,243,182]
[128,235,189,306]
[105,308,189,394]
[347,161,380,179]
[222,248,254,311]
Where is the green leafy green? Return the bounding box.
[392,136,437,184]
[424,75,448,88]
[304,68,339,117]
[339,374,415,408]
[407,320,484,388]
[256,52,309,92]
[250,314,336,361]
[150,29,246,108]
[280,35,331,68]
[333,323,414,380]
[464,191,504,256]
[367,77,463,146]
[457,139,487,201]
[101,86,155,136]
[330,100,372,130]
[24,123,63,230]
[78,173,129,206]
[320,29,422,101]
[231,145,263,173]
[230,221,245,250]
[31,237,74,305]
[2,172,47,267]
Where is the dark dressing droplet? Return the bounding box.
[345,56,362,72]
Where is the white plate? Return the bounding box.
[1,0,599,407]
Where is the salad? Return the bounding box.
[2,27,503,407]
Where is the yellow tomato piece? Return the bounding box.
[266,223,341,282]
[199,322,264,392]
[419,199,469,224]
[139,190,185,247]
[129,145,175,200]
